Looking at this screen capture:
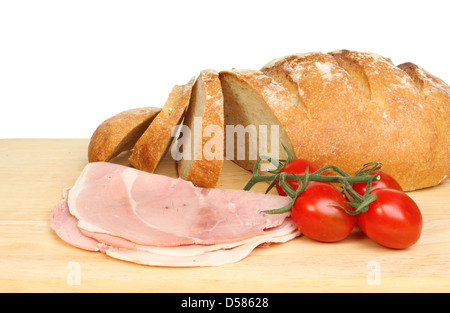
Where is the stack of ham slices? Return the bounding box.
[50,162,300,267]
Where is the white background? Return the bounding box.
[1,0,449,138]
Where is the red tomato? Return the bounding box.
[291,182,356,243]
[352,171,403,196]
[276,159,320,196]
[356,189,422,249]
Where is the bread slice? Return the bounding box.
[129,77,195,173]
[176,70,224,188]
[261,50,449,190]
[88,107,161,162]
[218,69,308,172]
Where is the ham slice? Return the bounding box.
[50,162,300,267]
[50,198,99,252]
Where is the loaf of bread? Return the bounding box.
[177,69,224,188]
[259,50,449,191]
[88,49,449,191]
[88,107,161,162]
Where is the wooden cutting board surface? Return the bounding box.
[1,138,450,292]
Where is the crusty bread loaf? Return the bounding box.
[260,50,449,191]
[177,69,224,188]
[129,77,195,173]
[87,50,449,191]
[88,107,161,162]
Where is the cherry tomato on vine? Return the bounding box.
[276,159,320,196]
[356,188,422,249]
[290,182,356,243]
[352,171,403,196]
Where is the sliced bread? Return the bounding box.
[218,69,308,172]
[177,69,224,188]
[129,77,195,173]
[88,107,161,162]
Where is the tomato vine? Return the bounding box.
[243,144,382,215]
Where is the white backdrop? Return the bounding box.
[1,0,449,138]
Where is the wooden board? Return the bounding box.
[1,138,450,292]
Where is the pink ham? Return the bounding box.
[50,198,99,251]
[50,162,300,267]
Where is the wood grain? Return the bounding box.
[0,139,449,292]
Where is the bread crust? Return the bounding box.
[261,50,450,191]
[177,69,224,188]
[129,77,195,173]
[398,61,450,184]
[398,62,450,133]
[88,107,161,162]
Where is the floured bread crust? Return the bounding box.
[261,50,450,191]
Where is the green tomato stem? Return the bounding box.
[243,150,382,215]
